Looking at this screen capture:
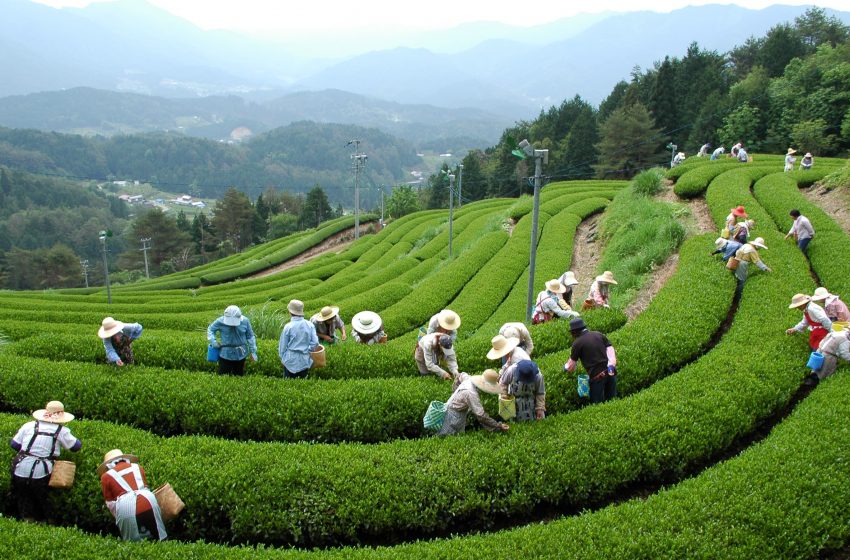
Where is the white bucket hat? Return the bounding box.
[97,317,125,339]
[222,305,242,326]
[714,237,726,250]
[33,401,74,424]
[471,369,501,395]
[811,287,832,302]
[487,335,520,360]
[560,271,579,286]
[596,271,618,285]
[545,279,566,294]
[352,311,382,334]
[437,309,461,331]
[750,237,767,250]
[287,299,305,316]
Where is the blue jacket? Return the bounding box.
[278,316,318,373]
[207,317,257,361]
[102,323,143,364]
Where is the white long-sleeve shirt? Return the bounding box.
[792,302,832,332]
[787,215,814,241]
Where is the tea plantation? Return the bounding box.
[1,158,849,558]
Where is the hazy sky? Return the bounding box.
[31,0,847,32]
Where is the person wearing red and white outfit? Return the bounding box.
[99,449,167,542]
[786,293,832,350]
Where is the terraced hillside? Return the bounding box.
[1,160,849,558]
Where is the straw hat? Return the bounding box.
[811,287,832,302]
[436,309,461,331]
[750,237,767,250]
[287,299,304,316]
[788,293,811,309]
[316,306,340,322]
[731,206,748,217]
[787,148,797,155]
[545,279,566,294]
[352,311,382,334]
[97,449,139,477]
[98,317,125,339]
[714,237,727,250]
[560,271,579,286]
[222,305,242,326]
[471,369,501,395]
[32,401,74,424]
[596,271,618,285]
[487,334,520,360]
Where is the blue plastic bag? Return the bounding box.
[806,351,824,370]
[577,374,590,398]
[207,344,220,362]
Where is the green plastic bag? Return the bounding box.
[423,400,447,431]
[498,395,516,420]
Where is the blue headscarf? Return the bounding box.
[515,359,540,384]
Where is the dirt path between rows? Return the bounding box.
[569,214,602,305]
[247,224,372,279]
[801,185,850,237]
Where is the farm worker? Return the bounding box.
[98,450,166,542]
[722,205,748,239]
[811,287,850,322]
[671,152,686,167]
[784,209,814,256]
[310,306,347,344]
[564,318,618,404]
[98,317,143,366]
[732,219,755,244]
[278,299,319,379]
[558,270,580,307]
[437,369,509,436]
[733,237,771,287]
[710,146,725,160]
[730,142,742,158]
[499,322,534,355]
[786,293,832,350]
[697,143,711,157]
[807,327,850,385]
[533,279,579,323]
[499,359,546,421]
[416,332,458,380]
[488,334,530,375]
[784,148,797,172]
[207,305,257,376]
[737,145,749,163]
[585,271,618,310]
[711,237,742,262]
[351,310,387,344]
[9,401,82,522]
[426,309,461,342]
[800,152,814,170]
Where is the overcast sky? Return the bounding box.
[31,1,847,32]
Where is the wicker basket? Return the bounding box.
[154,483,185,521]
[310,344,326,368]
[48,460,76,489]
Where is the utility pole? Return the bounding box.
[380,185,385,227]
[80,259,89,288]
[140,237,152,279]
[99,230,113,305]
[348,140,367,239]
[457,163,464,207]
[518,141,548,324]
[448,173,455,258]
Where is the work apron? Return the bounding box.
[10,421,59,480]
[804,310,829,350]
[107,464,167,541]
[509,377,538,422]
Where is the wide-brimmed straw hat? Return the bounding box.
[98,317,125,339]
[352,311,382,334]
[750,237,767,250]
[789,293,811,309]
[787,148,797,155]
[731,206,748,217]
[222,305,242,326]
[487,335,520,360]
[287,299,304,316]
[437,309,461,331]
[316,306,340,322]
[471,369,501,395]
[596,271,618,285]
[545,279,566,294]
[97,449,139,477]
[811,287,832,302]
[560,271,579,286]
[32,401,74,424]
[715,237,727,250]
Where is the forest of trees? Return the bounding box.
[419,8,850,201]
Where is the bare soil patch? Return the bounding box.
[247,224,368,279]
[569,214,602,303]
[623,253,679,321]
[801,185,850,237]
[659,180,715,235]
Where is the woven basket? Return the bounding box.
[154,483,185,521]
[48,460,76,489]
[310,344,326,368]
